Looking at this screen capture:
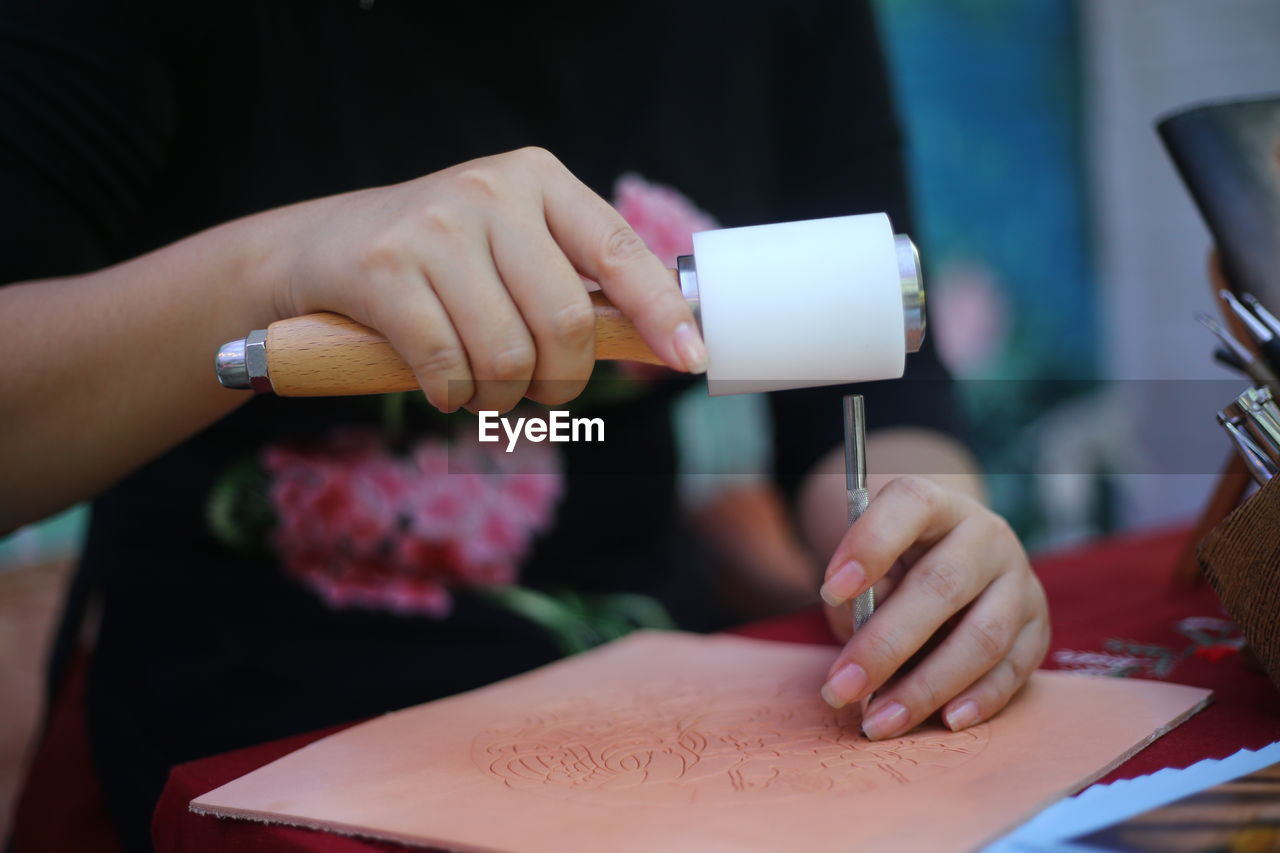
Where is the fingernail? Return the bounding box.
[672,322,708,374]
[820,662,868,710]
[819,561,865,607]
[944,699,981,732]
[861,700,908,740]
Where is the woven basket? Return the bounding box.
[1198,475,1280,691]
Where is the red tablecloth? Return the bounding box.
[136,527,1276,849]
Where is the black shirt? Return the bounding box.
[0,2,961,849]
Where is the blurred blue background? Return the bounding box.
[875,0,1280,549]
[875,0,1100,547]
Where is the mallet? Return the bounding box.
[215,213,924,397]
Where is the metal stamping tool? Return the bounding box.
[1218,413,1278,484]
[1197,312,1280,395]
[1237,387,1280,455]
[843,394,873,723]
[1221,398,1280,467]
[1221,290,1280,372]
[1243,292,1280,338]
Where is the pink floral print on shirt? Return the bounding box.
[263,429,562,616]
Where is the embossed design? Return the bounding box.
[472,680,990,804]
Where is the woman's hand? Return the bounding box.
[0,146,707,528]
[270,146,706,413]
[816,476,1048,739]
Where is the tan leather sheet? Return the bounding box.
[191,631,1211,852]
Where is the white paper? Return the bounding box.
[985,740,1280,853]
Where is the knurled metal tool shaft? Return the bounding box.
[843,394,873,724]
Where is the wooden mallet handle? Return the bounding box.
[264,291,673,397]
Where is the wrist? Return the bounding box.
[219,202,310,326]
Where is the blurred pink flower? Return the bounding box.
[612,173,718,268]
[263,428,564,617]
[930,261,1009,377]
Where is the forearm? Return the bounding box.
[0,211,290,530]
[1,148,709,532]
[795,428,985,562]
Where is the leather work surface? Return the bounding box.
[190,631,1211,853]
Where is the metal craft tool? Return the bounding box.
[1197,312,1280,395]
[1217,413,1277,485]
[1242,292,1280,339]
[1213,346,1247,375]
[842,394,873,724]
[1236,387,1280,458]
[1220,290,1280,372]
[1220,399,1280,468]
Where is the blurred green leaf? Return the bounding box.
[477,586,675,656]
[205,458,274,554]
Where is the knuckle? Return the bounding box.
[623,285,687,332]
[918,558,966,607]
[514,145,560,170]
[908,674,942,713]
[550,300,597,348]
[598,224,651,272]
[453,166,506,201]
[980,510,1017,546]
[359,234,407,276]
[994,656,1022,691]
[416,204,464,236]
[411,345,468,378]
[892,475,941,512]
[967,615,1011,661]
[1022,577,1049,627]
[1032,623,1051,665]
[854,528,893,564]
[861,630,902,673]
[485,345,536,381]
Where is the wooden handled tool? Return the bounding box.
[243,293,670,397]
[217,271,690,397]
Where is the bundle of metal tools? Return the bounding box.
[1200,290,1280,485]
